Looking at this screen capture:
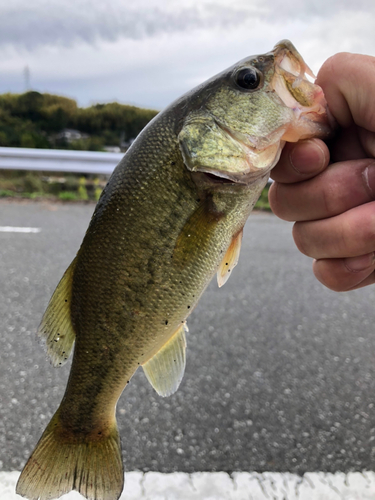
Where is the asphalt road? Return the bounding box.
[1,200,375,476]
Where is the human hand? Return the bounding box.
[269,52,375,291]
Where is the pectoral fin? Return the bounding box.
[142,323,188,397]
[37,258,77,367]
[217,230,243,288]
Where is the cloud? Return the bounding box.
[1,0,374,51]
[0,0,374,109]
[0,1,258,50]
[253,0,374,20]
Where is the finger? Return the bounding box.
[358,127,375,159]
[269,159,375,221]
[317,53,375,131]
[313,254,375,292]
[270,138,329,183]
[329,124,368,163]
[292,201,375,260]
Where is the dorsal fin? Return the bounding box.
[217,229,243,288]
[37,258,77,367]
[142,323,188,397]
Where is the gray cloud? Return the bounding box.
[0,2,257,50]
[257,0,374,19]
[2,0,373,51]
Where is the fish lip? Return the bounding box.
[201,171,240,185]
[269,40,335,141]
[300,110,334,133]
[192,162,273,186]
[271,39,316,80]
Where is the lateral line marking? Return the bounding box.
[1,471,375,499]
[0,226,41,233]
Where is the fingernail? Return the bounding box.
[289,139,325,175]
[344,253,375,272]
[362,162,375,199]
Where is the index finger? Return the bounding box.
[317,52,375,131]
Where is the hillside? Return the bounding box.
[0,91,158,151]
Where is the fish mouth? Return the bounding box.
[191,168,271,189]
[270,40,334,141]
[190,156,276,187]
[202,172,238,184]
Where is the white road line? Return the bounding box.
[1,471,375,499]
[0,226,41,233]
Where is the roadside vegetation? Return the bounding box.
[0,170,107,202]
[0,90,271,208]
[255,184,271,210]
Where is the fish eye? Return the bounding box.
[235,67,261,90]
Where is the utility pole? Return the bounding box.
[24,65,30,91]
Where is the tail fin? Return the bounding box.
[16,411,124,500]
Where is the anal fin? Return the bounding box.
[38,257,77,367]
[217,229,243,288]
[142,323,188,397]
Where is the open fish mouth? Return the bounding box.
[270,39,334,141]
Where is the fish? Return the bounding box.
[16,40,332,500]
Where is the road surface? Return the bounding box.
[0,200,374,498]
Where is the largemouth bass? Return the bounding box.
[17,41,331,500]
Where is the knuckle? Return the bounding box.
[320,180,336,217]
[360,131,375,161]
[354,209,375,251]
[292,222,309,256]
[313,259,348,292]
[269,182,299,222]
[268,182,286,219]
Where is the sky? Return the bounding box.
[1,0,375,111]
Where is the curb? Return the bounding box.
[1,470,375,499]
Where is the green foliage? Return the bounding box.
[78,177,89,200]
[59,191,78,201]
[0,170,107,202]
[0,91,158,150]
[93,178,103,201]
[74,102,157,143]
[0,189,17,198]
[254,185,271,211]
[23,172,44,192]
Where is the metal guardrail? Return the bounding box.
[0,147,273,183]
[0,147,123,174]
